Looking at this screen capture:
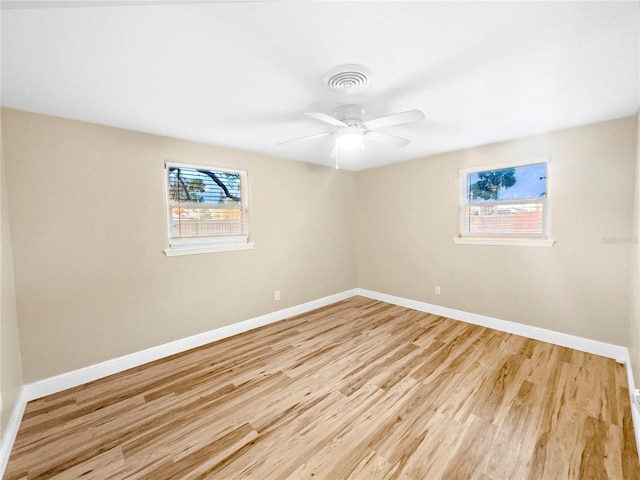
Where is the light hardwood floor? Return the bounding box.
[5,296,640,479]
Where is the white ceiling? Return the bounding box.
[1,1,638,171]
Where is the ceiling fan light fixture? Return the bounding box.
[337,128,363,151]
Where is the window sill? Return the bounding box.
[164,242,255,257]
[453,237,555,247]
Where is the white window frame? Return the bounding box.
[164,162,254,256]
[453,156,554,247]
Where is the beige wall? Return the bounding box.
[0,113,24,431]
[2,108,638,385]
[356,116,637,347]
[1,108,357,382]
[632,109,640,386]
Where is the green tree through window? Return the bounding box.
[168,167,241,203]
[459,160,549,240]
[165,163,249,253]
[469,168,517,201]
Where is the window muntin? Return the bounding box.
[460,160,548,238]
[165,163,249,250]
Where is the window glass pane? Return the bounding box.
[167,167,242,205]
[467,163,546,202]
[170,207,245,238]
[466,203,544,235]
[166,164,248,247]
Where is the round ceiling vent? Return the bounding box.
[323,64,372,94]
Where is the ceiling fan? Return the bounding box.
[278,104,425,155]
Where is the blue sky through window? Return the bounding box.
[467,163,546,201]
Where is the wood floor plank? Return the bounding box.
[5,296,639,479]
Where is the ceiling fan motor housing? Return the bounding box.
[332,104,365,127]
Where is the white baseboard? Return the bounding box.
[23,288,358,401]
[2,287,639,472]
[356,288,640,460]
[355,288,629,362]
[624,359,640,462]
[0,288,358,477]
[0,388,28,475]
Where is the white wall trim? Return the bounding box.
[0,289,358,478]
[355,288,640,460]
[356,288,628,361]
[3,287,639,472]
[624,356,640,462]
[23,288,358,401]
[0,388,28,475]
[164,242,255,257]
[453,237,555,247]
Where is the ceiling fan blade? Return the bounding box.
[365,131,411,147]
[362,109,425,130]
[278,132,332,146]
[305,112,348,128]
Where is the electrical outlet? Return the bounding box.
[435,286,441,295]
[274,290,281,301]
[634,389,640,406]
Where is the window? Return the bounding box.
[455,157,553,247]
[164,162,252,256]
